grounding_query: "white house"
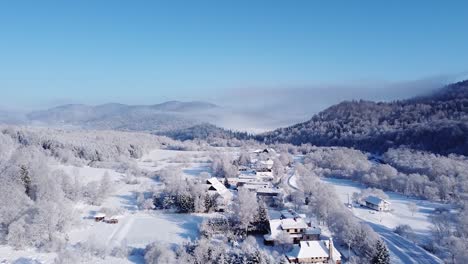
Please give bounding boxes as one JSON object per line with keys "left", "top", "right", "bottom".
{"left": 286, "top": 239, "right": 342, "bottom": 264}
{"left": 253, "top": 148, "right": 276, "bottom": 155}
{"left": 255, "top": 159, "right": 274, "bottom": 171}
{"left": 264, "top": 217, "right": 319, "bottom": 244}
{"left": 365, "top": 196, "right": 391, "bottom": 211}
{"left": 256, "top": 186, "right": 281, "bottom": 197}
{"left": 205, "top": 178, "right": 233, "bottom": 208}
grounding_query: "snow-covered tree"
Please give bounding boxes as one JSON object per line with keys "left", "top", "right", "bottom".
{"left": 407, "top": 202, "right": 418, "bottom": 216}
{"left": 276, "top": 231, "right": 292, "bottom": 253}
{"left": 371, "top": 240, "right": 390, "bottom": 264}
{"left": 233, "top": 188, "right": 258, "bottom": 234}
{"left": 144, "top": 242, "right": 175, "bottom": 264}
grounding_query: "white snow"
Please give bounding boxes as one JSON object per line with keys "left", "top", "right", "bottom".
{"left": 320, "top": 177, "right": 445, "bottom": 264}
{"left": 320, "top": 177, "right": 445, "bottom": 237}
{"left": 68, "top": 211, "right": 202, "bottom": 248}
{"left": 0, "top": 147, "right": 218, "bottom": 263}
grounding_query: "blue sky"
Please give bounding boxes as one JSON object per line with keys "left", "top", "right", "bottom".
{"left": 0, "top": 0, "right": 467, "bottom": 110}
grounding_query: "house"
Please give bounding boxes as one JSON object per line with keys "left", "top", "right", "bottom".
{"left": 303, "top": 227, "right": 321, "bottom": 241}
{"left": 94, "top": 213, "right": 106, "bottom": 222}
{"left": 256, "top": 187, "right": 281, "bottom": 197}
{"left": 286, "top": 239, "right": 341, "bottom": 264}
{"left": 255, "top": 159, "right": 274, "bottom": 171}
{"left": 281, "top": 210, "right": 306, "bottom": 220}
{"left": 236, "top": 177, "right": 269, "bottom": 188}
{"left": 205, "top": 177, "right": 233, "bottom": 209}
{"left": 242, "top": 182, "right": 271, "bottom": 190}
{"left": 256, "top": 170, "right": 274, "bottom": 181}
{"left": 105, "top": 216, "right": 119, "bottom": 224}
{"left": 253, "top": 148, "right": 276, "bottom": 155}
{"left": 264, "top": 217, "right": 319, "bottom": 244}
{"left": 365, "top": 196, "right": 391, "bottom": 211}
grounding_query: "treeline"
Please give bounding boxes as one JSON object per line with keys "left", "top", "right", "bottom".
{"left": 286, "top": 144, "right": 467, "bottom": 263}
{"left": 0, "top": 126, "right": 204, "bottom": 165}
{"left": 0, "top": 126, "right": 205, "bottom": 252}
{"left": 260, "top": 80, "right": 468, "bottom": 155}
{"left": 160, "top": 123, "right": 252, "bottom": 143}
{"left": 0, "top": 134, "right": 113, "bottom": 250}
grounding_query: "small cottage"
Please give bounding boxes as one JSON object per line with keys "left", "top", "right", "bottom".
{"left": 205, "top": 177, "right": 233, "bottom": 210}
{"left": 365, "top": 196, "right": 391, "bottom": 211}
{"left": 94, "top": 213, "right": 106, "bottom": 222}
{"left": 286, "top": 239, "right": 341, "bottom": 264}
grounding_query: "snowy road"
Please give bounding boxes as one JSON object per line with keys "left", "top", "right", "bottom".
{"left": 287, "top": 174, "right": 444, "bottom": 264}
{"left": 367, "top": 223, "right": 443, "bottom": 264}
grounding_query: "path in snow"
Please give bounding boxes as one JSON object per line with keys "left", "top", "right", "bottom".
{"left": 319, "top": 177, "right": 444, "bottom": 264}
{"left": 107, "top": 217, "right": 136, "bottom": 247}
{"left": 286, "top": 174, "right": 443, "bottom": 263}
{"left": 369, "top": 223, "right": 443, "bottom": 264}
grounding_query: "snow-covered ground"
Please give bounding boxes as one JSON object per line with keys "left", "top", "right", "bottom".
{"left": 321, "top": 177, "right": 446, "bottom": 238}
{"left": 320, "top": 177, "right": 444, "bottom": 264}
{"left": 1, "top": 148, "right": 218, "bottom": 263}
{"left": 68, "top": 211, "right": 202, "bottom": 248}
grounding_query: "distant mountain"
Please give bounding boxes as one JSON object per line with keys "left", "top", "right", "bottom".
{"left": 259, "top": 80, "right": 468, "bottom": 155}
{"left": 150, "top": 101, "right": 218, "bottom": 112}
{"left": 0, "top": 109, "right": 26, "bottom": 124}
{"left": 27, "top": 101, "right": 220, "bottom": 132}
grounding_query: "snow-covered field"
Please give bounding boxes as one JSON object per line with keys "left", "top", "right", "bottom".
{"left": 1, "top": 148, "right": 217, "bottom": 264}
{"left": 68, "top": 212, "right": 202, "bottom": 248}
{"left": 320, "top": 177, "right": 444, "bottom": 264}
{"left": 321, "top": 177, "right": 445, "bottom": 237}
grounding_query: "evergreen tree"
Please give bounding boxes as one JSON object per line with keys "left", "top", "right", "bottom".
{"left": 204, "top": 194, "right": 213, "bottom": 213}
{"left": 371, "top": 240, "right": 390, "bottom": 264}
{"left": 224, "top": 177, "right": 230, "bottom": 188}
{"left": 255, "top": 201, "right": 270, "bottom": 234}
{"left": 19, "top": 165, "right": 31, "bottom": 198}
{"left": 176, "top": 193, "right": 195, "bottom": 213}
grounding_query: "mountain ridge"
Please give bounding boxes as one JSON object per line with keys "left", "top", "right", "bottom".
{"left": 258, "top": 80, "right": 468, "bottom": 155}
{"left": 26, "top": 100, "right": 220, "bottom": 132}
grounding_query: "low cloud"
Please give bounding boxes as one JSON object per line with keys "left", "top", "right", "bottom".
{"left": 214, "top": 75, "right": 455, "bottom": 131}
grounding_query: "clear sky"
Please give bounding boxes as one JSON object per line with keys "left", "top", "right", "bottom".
{"left": 0, "top": 0, "right": 467, "bottom": 110}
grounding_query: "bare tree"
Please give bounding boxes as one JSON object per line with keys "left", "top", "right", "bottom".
{"left": 407, "top": 202, "right": 418, "bottom": 216}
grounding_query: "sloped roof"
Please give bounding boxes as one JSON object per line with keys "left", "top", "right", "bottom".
{"left": 287, "top": 240, "right": 341, "bottom": 261}
{"left": 206, "top": 177, "right": 233, "bottom": 200}
{"left": 281, "top": 218, "right": 308, "bottom": 230}
{"left": 365, "top": 195, "right": 390, "bottom": 205}
{"left": 304, "top": 227, "right": 321, "bottom": 235}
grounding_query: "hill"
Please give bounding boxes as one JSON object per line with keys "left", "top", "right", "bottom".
{"left": 159, "top": 123, "right": 251, "bottom": 141}
{"left": 26, "top": 101, "right": 219, "bottom": 132}
{"left": 259, "top": 80, "right": 468, "bottom": 155}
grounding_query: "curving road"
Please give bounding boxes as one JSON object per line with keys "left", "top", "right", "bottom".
{"left": 367, "top": 222, "right": 443, "bottom": 264}
{"left": 284, "top": 172, "right": 443, "bottom": 264}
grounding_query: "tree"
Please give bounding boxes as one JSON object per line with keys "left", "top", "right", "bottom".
{"left": 204, "top": 194, "right": 214, "bottom": 213}
{"left": 19, "top": 165, "right": 31, "bottom": 197}
{"left": 407, "top": 202, "right": 418, "bottom": 216}
{"left": 254, "top": 201, "right": 270, "bottom": 234}
{"left": 6, "top": 217, "right": 28, "bottom": 249}
{"left": 234, "top": 188, "right": 258, "bottom": 234}
{"left": 394, "top": 224, "right": 415, "bottom": 242}
{"left": 144, "top": 242, "right": 175, "bottom": 264}
{"left": 371, "top": 240, "right": 390, "bottom": 264}
{"left": 142, "top": 198, "right": 155, "bottom": 210}
{"left": 99, "top": 171, "right": 113, "bottom": 197}
{"left": 237, "top": 151, "right": 251, "bottom": 166}
{"left": 276, "top": 231, "right": 292, "bottom": 253}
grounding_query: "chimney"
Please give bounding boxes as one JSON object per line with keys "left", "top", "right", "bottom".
{"left": 329, "top": 238, "right": 334, "bottom": 262}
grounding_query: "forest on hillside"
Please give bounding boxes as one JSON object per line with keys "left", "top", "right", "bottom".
{"left": 259, "top": 80, "right": 468, "bottom": 155}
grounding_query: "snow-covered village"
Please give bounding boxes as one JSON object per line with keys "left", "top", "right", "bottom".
{"left": 1, "top": 1, "right": 468, "bottom": 264}
{"left": 0, "top": 126, "right": 464, "bottom": 264}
